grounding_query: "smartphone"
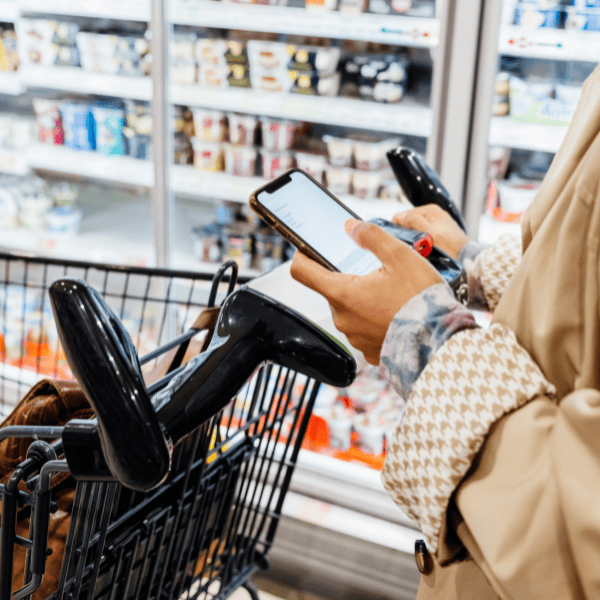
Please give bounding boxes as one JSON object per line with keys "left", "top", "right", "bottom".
{"left": 250, "top": 168, "right": 382, "bottom": 276}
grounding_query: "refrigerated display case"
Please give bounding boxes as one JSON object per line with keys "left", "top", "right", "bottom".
{"left": 463, "top": 0, "right": 599, "bottom": 245}
{"left": 0, "top": 0, "right": 483, "bottom": 597}
{"left": 0, "top": 1, "right": 166, "bottom": 266}
{"left": 161, "top": 4, "right": 448, "bottom": 598}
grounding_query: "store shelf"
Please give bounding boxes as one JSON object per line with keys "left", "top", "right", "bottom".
{"left": 499, "top": 25, "right": 600, "bottom": 62}
{"left": 0, "top": 223, "right": 155, "bottom": 266}
{"left": 14, "top": 67, "right": 430, "bottom": 137}
{"left": 478, "top": 212, "right": 521, "bottom": 246}
{"left": 489, "top": 116, "right": 568, "bottom": 153}
{"left": 19, "top": 0, "right": 150, "bottom": 20}
{"left": 27, "top": 143, "right": 154, "bottom": 186}
{"left": 0, "top": 148, "right": 29, "bottom": 175}
{"left": 172, "top": 165, "right": 263, "bottom": 203}
{"left": 0, "top": 1, "right": 18, "bottom": 21}
{"left": 173, "top": 166, "right": 406, "bottom": 219}
{"left": 172, "top": 0, "right": 439, "bottom": 48}
{"left": 0, "top": 72, "right": 23, "bottom": 95}
{"left": 19, "top": 66, "right": 152, "bottom": 100}
{"left": 0, "top": 203, "right": 260, "bottom": 277}
{"left": 173, "top": 86, "right": 432, "bottom": 137}
{"left": 22, "top": 145, "right": 407, "bottom": 219}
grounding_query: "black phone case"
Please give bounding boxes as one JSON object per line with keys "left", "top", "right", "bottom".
{"left": 369, "top": 218, "right": 468, "bottom": 305}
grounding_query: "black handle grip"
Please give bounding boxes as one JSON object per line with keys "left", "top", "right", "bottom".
{"left": 153, "top": 287, "right": 357, "bottom": 442}
{"left": 51, "top": 279, "right": 356, "bottom": 492}
{"left": 49, "top": 279, "right": 172, "bottom": 492}
{"left": 387, "top": 147, "right": 467, "bottom": 232}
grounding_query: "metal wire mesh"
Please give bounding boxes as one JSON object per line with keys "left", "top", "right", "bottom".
{"left": 0, "top": 252, "right": 237, "bottom": 415}
{"left": 0, "top": 251, "right": 320, "bottom": 600}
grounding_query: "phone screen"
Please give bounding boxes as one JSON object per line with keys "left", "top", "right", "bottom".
{"left": 257, "top": 170, "right": 382, "bottom": 275}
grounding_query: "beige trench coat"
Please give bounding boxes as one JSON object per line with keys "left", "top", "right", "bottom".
{"left": 415, "top": 62, "right": 600, "bottom": 599}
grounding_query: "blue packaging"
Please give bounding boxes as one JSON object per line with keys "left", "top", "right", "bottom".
{"left": 91, "top": 103, "right": 125, "bottom": 156}
{"left": 514, "top": 5, "right": 564, "bottom": 27}
{"left": 585, "top": 10, "right": 600, "bottom": 28}
{"left": 60, "top": 102, "right": 95, "bottom": 151}
{"left": 124, "top": 134, "right": 152, "bottom": 159}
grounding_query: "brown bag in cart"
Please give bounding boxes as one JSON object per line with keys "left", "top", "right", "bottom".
{"left": 0, "top": 379, "right": 92, "bottom": 600}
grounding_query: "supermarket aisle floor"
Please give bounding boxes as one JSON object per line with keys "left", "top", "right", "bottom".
{"left": 228, "top": 580, "right": 328, "bottom": 600}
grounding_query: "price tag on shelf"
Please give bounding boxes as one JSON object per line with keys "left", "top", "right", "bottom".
{"left": 36, "top": 237, "right": 57, "bottom": 255}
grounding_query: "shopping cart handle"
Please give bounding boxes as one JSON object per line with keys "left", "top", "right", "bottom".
{"left": 386, "top": 146, "right": 467, "bottom": 232}
{"left": 49, "top": 279, "right": 171, "bottom": 492}
{"left": 50, "top": 280, "right": 356, "bottom": 492}
{"left": 152, "top": 286, "right": 357, "bottom": 442}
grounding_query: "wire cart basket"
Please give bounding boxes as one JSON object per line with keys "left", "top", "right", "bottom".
{"left": 0, "top": 250, "right": 336, "bottom": 600}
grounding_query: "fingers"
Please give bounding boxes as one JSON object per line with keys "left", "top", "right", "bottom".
{"left": 392, "top": 205, "right": 445, "bottom": 231}
{"left": 345, "top": 219, "right": 407, "bottom": 265}
{"left": 290, "top": 251, "right": 347, "bottom": 305}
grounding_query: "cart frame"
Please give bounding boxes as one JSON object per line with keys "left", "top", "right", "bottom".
{"left": 0, "top": 250, "right": 321, "bottom": 600}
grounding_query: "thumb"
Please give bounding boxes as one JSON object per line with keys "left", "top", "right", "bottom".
{"left": 345, "top": 219, "right": 408, "bottom": 265}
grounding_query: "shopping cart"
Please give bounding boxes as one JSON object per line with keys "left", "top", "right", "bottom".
{"left": 0, "top": 250, "right": 355, "bottom": 600}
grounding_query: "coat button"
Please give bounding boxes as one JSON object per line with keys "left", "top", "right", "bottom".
{"left": 415, "top": 539, "right": 433, "bottom": 575}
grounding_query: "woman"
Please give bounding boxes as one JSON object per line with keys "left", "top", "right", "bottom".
{"left": 290, "top": 63, "right": 600, "bottom": 599}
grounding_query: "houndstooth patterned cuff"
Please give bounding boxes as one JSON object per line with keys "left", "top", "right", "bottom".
{"left": 381, "top": 324, "right": 555, "bottom": 554}
{"left": 478, "top": 234, "right": 522, "bottom": 311}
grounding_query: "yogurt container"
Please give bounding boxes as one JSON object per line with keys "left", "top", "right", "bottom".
{"left": 497, "top": 178, "right": 540, "bottom": 214}
{"left": 323, "top": 134, "right": 353, "bottom": 167}
{"left": 294, "top": 151, "right": 328, "bottom": 183}
{"left": 260, "top": 149, "right": 294, "bottom": 179}
{"left": 260, "top": 118, "right": 298, "bottom": 151}
{"left": 351, "top": 169, "right": 386, "bottom": 200}
{"left": 227, "top": 113, "right": 258, "bottom": 146}
{"left": 192, "top": 223, "right": 223, "bottom": 263}
{"left": 221, "top": 225, "right": 252, "bottom": 270}
{"left": 223, "top": 144, "right": 258, "bottom": 177}
{"left": 33, "top": 98, "right": 64, "bottom": 145}
{"left": 191, "top": 108, "right": 227, "bottom": 142}
{"left": 253, "top": 229, "right": 284, "bottom": 272}
{"left": 191, "top": 138, "right": 223, "bottom": 171}
{"left": 60, "top": 102, "right": 95, "bottom": 151}
{"left": 324, "top": 166, "right": 352, "bottom": 196}
{"left": 46, "top": 206, "right": 83, "bottom": 235}
{"left": 350, "top": 136, "right": 401, "bottom": 171}
{"left": 92, "top": 103, "right": 125, "bottom": 156}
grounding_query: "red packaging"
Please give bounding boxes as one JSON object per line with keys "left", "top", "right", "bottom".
{"left": 33, "top": 98, "right": 64, "bottom": 145}
{"left": 260, "top": 149, "right": 293, "bottom": 179}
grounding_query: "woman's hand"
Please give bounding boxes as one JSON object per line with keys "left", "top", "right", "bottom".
{"left": 290, "top": 219, "right": 443, "bottom": 365}
{"left": 393, "top": 204, "right": 470, "bottom": 259}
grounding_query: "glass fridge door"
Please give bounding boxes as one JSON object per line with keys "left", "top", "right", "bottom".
{"left": 464, "top": 0, "right": 598, "bottom": 245}
{"left": 0, "top": 0, "right": 162, "bottom": 267}
{"left": 162, "top": 0, "right": 450, "bottom": 277}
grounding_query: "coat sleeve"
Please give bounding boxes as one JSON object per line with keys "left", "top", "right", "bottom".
{"left": 450, "top": 388, "right": 600, "bottom": 600}
{"left": 381, "top": 324, "right": 556, "bottom": 557}
{"left": 459, "top": 235, "right": 522, "bottom": 312}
